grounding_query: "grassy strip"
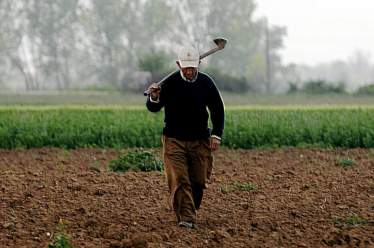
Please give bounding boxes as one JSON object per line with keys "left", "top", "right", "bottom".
{"left": 0, "top": 106, "right": 374, "bottom": 149}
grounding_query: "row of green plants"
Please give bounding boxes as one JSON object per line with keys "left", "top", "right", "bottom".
{"left": 1, "top": 106, "right": 374, "bottom": 149}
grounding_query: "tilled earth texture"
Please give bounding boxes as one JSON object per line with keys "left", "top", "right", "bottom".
{"left": 0, "top": 148, "right": 373, "bottom": 248}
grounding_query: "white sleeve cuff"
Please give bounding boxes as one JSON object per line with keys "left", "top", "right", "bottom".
{"left": 149, "top": 95, "right": 160, "bottom": 103}
{"left": 211, "top": 135, "right": 221, "bottom": 141}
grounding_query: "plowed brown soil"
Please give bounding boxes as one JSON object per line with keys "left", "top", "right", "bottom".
{"left": 1, "top": 148, "right": 373, "bottom": 248}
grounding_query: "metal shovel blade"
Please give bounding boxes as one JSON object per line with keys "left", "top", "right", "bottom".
{"left": 213, "top": 38, "right": 227, "bottom": 50}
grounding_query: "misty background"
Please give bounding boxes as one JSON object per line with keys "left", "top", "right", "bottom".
{"left": 1, "top": 0, "right": 374, "bottom": 95}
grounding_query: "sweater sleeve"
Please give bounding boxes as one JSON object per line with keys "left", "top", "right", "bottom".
{"left": 146, "top": 95, "right": 164, "bottom": 112}
{"left": 207, "top": 80, "right": 225, "bottom": 138}
{"left": 145, "top": 72, "right": 177, "bottom": 112}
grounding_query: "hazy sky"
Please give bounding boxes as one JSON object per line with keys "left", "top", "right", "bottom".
{"left": 256, "top": 0, "right": 374, "bottom": 65}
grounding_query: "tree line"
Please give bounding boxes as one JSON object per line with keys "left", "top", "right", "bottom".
{"left": 0, "top": 0, "right": 286, "bottom": 92}
{"left": 284, "top": 51, "right": 374, "bottom": 94}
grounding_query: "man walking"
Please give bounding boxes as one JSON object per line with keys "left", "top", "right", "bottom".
{"left": 146, "top": 46, "right": 225, "bottom": 228}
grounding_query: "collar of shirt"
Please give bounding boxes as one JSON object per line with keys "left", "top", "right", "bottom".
{"left": 180, "top": 71, "right": 197, "bottom": 83}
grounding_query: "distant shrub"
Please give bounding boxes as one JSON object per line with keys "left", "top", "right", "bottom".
{"left": 287, "top": 82, "right": 299, "bottom": 94}
{"left": 138, "top": 50, "right": 172, "bottom": 82}
{"left": 355, "top": 84, "right": 374, "bottom": 95}
{"left": 204, "top": 67, "right": 250, "bottom": 93}
{"left": 109, "top": 149, "right": 163, "bottom": 172}
{"left": 301, "top": 80, "right": 346, "bottom": 94}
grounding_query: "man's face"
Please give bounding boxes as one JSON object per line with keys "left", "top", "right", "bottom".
{"left": 176, "top": 61, "right": 198, "bottom": 81}
{"left": 181, "top": 67, "right": 198, "bottom": 81}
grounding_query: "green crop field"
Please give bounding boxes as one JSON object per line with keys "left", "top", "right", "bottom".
{"left": 1, "top": 105, "right": 374, "bottom": 149}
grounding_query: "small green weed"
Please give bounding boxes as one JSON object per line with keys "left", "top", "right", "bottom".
{"left": 89, "top": 160, "right": 101, "bottom": 172}
{"left": 232, "top": 181, "right": 257, "bottom": 191}
{"left": 48, "top": 219, "right": 74, "bottom": 248}
{"left": 109, "top": 149, "right": 163, "bottom": 172}
{"left": 368, "top": 149, "right": 374, "bottom": 157}
{"left": 48, "top": 234, "right": 73, "bottom": 248}
{"left": 332, "top": 217, "right": 342, "bottom": 225}
{"left": 346, "top": 215, "right": 369, "bottom": 226}
{"left": 220, "top": 181, "right": 256, "bottom": 194}
{"left": 219, "top": 184, "right": 231, "bottom": 194}
{"left": 337, "top": 158, "right": 355, "bottom": 168}
{"left": 58, "top": 149, "right": 71, "bottom": 159}
{"left": 333, "top": 215, "right": 369, "bottom": 227}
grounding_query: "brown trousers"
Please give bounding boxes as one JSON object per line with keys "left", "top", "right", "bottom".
{"left": 162, "top": 135, "right": 213, "bottom": 223}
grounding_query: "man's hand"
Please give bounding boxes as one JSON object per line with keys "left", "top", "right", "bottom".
{"left": 209, "top": 136, "right": 221, "bottom": 151}
{"left": 148, "top": 83, "right": 161, "bottom": 101}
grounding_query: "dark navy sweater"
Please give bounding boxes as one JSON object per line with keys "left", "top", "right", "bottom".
{"left": 146, "top": 71, "right": 224, "bottom": 141}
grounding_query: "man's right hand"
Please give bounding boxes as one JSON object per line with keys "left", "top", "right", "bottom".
{"left": 148, "top": 83, "right": 161, "bottom": 101}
